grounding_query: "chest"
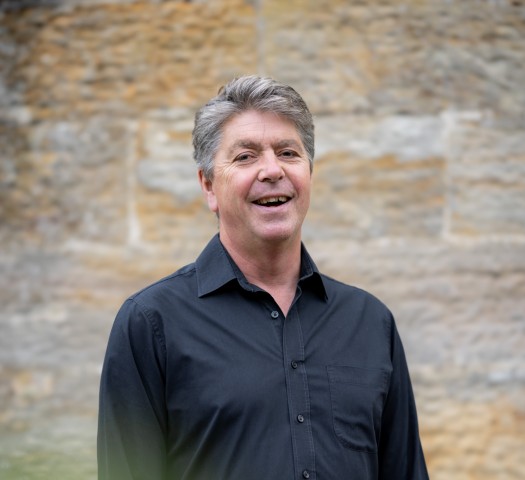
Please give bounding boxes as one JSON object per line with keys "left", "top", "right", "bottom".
{"left": 162, "top": 290, "right": 390, "bottom": 420}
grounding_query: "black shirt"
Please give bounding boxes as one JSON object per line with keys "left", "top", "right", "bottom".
{"left": 98, "top": 234, "right": 428, "bottom": 480}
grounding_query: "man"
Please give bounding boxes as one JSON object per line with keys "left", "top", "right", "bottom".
{"left": 98, "top": 75, "right": 429, "bottom": 479}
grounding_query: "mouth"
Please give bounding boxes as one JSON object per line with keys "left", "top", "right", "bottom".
{"left": 253, "top": 196, "right": 291, "bottom": 207}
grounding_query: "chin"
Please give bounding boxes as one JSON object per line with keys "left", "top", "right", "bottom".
{"left": 256, "top": 228, "right": 300, "bottom": 244}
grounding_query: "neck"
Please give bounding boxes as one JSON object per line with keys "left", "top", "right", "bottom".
{"left": 220, "top": 232, "right": 302, "bottom": 315}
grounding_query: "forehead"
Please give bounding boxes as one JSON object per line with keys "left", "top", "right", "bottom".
{"left": 220, "top": 110, "right": 302, "bottom": 146}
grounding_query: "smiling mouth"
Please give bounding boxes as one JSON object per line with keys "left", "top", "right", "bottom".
{"left": 253, "top": 196, "right": 290, "bottom": 207}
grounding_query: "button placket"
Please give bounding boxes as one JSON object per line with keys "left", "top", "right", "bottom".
{"left": 282, "top": 305, "right": 315, "bottom": 480}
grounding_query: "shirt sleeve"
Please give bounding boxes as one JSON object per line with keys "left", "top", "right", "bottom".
{"left": 97, "top": 298, "right": 168, "bottom": 480}
{"left": 378, "top": 315, "right": 429, "bottom": 480}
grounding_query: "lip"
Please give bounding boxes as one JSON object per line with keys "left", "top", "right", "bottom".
{"left": 252, "top": 195, "right": 292, "bottom": 207}
{"left": 251, "top": 199, "right": 293, "bottom": 217}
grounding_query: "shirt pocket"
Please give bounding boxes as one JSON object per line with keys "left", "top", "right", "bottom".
{"left": 327, "top": 365, "right": 391, "bottom": 453}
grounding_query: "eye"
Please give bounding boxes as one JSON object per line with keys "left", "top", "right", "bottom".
{"left": 234, "top": 152, "right": 255, "bottom": 162}
{"left": 279, "top": 149, "right": 298, "bottom": 159}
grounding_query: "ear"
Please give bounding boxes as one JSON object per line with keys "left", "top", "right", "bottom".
{"left": 198, "top": 170, "right": 218, "bottom": 213}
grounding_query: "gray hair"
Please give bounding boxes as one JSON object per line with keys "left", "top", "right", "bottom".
{"left": 192, "top": 75, "right": 315, "bottom": 180}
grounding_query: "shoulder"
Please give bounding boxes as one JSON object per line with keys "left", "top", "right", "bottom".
{"left": 321, "top": 273, "right": 388, "bottom": 305}
{"left": 320, "top": 273, "right": 394, "bottom": 321}
{"left": 111, "top": 263, "right": 197, "bottom": 341}
{"left": 318, "top": 274, "right": 400, "bottom": 356}
{"left": 127, "top": 262, "right": 197, "bottom": 309}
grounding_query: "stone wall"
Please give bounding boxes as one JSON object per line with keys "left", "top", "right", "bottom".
{"left": 1, "top": 1, "right": 524, "bottom": 478}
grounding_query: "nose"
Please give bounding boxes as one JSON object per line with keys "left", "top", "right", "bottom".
{"left": 257, "top": 152, "right": 285, "bottom": 182}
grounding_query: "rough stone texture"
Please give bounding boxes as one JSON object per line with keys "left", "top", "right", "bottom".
{"left": 1, "top": 1, "right": 524, "bottom": 479}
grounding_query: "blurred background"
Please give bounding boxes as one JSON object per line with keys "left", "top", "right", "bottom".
{"left": 1, "top": 0, "right": 524, "bottom": 479}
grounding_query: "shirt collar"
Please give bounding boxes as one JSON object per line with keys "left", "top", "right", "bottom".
{"left": 195, "top": 234, "right": 328, "bottom": 301}
{"left": 195, "top": 234, "right": 238, "bottom": 297}
{"left": 298, "top": 244, "right": 328, "bottom": 301}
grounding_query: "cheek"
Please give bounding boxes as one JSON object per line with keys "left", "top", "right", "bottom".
{"left": 297, "top": 174, "right": 312, "bottom": 212}
{"left": 293, "top": 168, "right": 312, "bottom": 196}
{"left": 210, "top": 175, "right": 245, "bottom": 214}
{"left": 225, "top": 170, "right": 253, "bottom": 199}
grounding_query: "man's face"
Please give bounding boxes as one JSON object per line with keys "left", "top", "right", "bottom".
{"left": 199, "top": 109, "right": 312, "bottom": 250}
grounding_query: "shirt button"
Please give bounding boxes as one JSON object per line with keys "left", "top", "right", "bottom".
{"left": 270, "top": 311, "right": 279, "bottom": 319}
{"left": 297, "top": 414, "right": 304, "bottom": 423}
{"left": 302, "top": 470, "right": 310, "bottom": 479}
{"left": 291, "top": 360, "right": 298, "bottom": 369}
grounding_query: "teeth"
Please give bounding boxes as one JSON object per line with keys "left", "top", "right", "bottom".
{"left": 257, "top": 196, "right": 288, "bottom": 205}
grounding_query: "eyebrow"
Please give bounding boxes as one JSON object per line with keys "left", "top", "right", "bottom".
{"left": 228, "top": 140, "right": 260, "bottom": 155}
{"left": 274, "top": 139, "right": 304, "bottom": 151}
